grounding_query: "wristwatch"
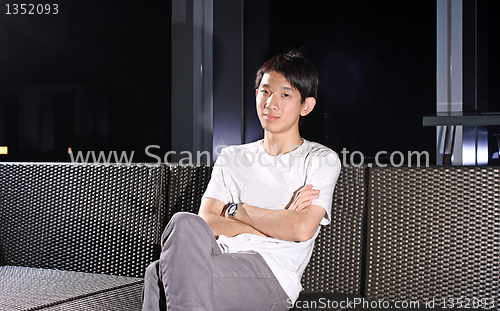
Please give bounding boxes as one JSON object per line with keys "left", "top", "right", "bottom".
{"left": 226, "top": 203, "right": 239, "bottom": 217}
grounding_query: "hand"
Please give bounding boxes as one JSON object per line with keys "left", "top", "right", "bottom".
{"left": 285, "top": 184, "right": 320, "bottom": 211}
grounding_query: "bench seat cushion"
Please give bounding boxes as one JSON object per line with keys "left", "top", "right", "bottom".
{"left": 0, "top": 266, "right": 143, "bottom": 311}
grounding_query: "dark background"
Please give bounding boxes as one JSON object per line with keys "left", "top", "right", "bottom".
{"left": 265, "top": 0, "right": 437, "bottom": 163}
{"left": 0, "top": 0, "right": 171, "bottom": 161}
{"left": 0, "top": 0, "right": 499, "bottom": 164}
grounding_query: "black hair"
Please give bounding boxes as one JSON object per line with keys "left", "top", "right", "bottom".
{"left": 255, "top": 50, "right": 319, "bottom": 103}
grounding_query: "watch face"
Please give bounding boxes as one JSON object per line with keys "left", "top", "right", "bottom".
{"left": 228, "top": 204, "right": 237, "bottom": 215}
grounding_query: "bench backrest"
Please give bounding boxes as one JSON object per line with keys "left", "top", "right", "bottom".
{"left": 366, "top": 166, "right": 500, "bottom": 304}
{"left": 301, "top": 165, "right": 367, "bottom": 295}
{"left": 0, "top": 163, "right": 167, "bottom": 278}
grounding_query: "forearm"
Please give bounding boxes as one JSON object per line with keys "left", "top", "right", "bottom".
{"left": 198, "top": 198, "right": 266, "bottom": 238}
{"left": 201, "top": 211, "right": 266, "bottom": 238}
{"left": 232, "top": 203, "right": 319, "bottom": 242}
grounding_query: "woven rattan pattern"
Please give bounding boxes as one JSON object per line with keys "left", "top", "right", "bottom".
{"left": 165, "top": 164, "right": 213, "bottom": 224}
{"left": 301, "top": 165, "right": 367, "bottom": 295}
{"left": 0, "top": 163, "right": 167, "bottom": 277}
{"left": 0, "top": 266, "right": 143, "bottom": 311}
{"left": 41, "top": 282, "right": 143, "bottom": 311}
{"left": 366, "top": 166, "right": 500, "bottom": 308}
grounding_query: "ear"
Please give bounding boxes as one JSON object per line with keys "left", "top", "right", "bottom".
{"left": 300, "top": 97, "right": 316, "bottom": 116}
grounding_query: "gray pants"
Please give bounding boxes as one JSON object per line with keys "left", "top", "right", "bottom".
{"left": 142, "top": 212, "right": 290, "bottom": 311}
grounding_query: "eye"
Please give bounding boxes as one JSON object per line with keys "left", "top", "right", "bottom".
{"left": 283, "top": 93, "right": 290, "bottom": 98}
{"left": 260, "top": 89, "right": 270, "bottom": 95}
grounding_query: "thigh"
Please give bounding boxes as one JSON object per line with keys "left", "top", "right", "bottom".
{"left": 212, "top": 252, "right": 290, "bottom": 311}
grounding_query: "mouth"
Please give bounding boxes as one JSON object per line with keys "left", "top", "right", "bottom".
{"left": 263, "top": 114, "right": 279, "bottom": 121}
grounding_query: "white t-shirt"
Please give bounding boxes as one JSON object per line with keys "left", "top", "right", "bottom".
{"left": 202, "top": 139, "right": 341, "bottom": 302}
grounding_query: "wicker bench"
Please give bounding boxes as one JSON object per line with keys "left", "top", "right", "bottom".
{"left": 0, "top": 163, "right": 167, "bottom": 311}
{"left": 1, "top": 162, "right": 498, "bottom": 310}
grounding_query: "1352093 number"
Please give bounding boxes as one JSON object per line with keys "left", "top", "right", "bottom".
{"left": 5, "top": 4, "right": 59, "bottom": 15}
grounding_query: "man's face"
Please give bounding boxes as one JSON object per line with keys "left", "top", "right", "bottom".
{"left": 256, "top": 71, "right": 307, "bottom": 136}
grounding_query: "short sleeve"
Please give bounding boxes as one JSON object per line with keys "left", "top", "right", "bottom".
{"left": 306, "top": 151, "right": 341, "bottom": 226}
{"left": 201, "top": 148, "right": 232, "bottom": 204}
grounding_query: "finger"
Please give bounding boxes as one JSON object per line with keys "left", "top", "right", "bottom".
{"left": 300, "top": 189, "right": 320, "bottom": 197}
{"left": 293, "top": 192, "right": 320, "bottom": 210}
{"left": 299, "top": 184, "right": 313, "bottom": 192}
{"left": 297, "top": 188, "right": 320, "bottom": 198}
{"left": 290, "top": 185, "right": 319, "bottom": 210}
{"left": 295, "top": 184, "right": 312, "bottom": 195}
{"left": 294, "top": 199, "right": 313, "bottom": 211}
{"left": 295, "top": 190, "right": 319, "bottom": 203}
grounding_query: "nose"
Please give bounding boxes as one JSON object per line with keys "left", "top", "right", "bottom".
{"left": 265, "top": 94, "right": 278, "bottom": 110}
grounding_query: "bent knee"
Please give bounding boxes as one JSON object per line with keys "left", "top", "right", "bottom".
{"left": 162, "top": 212, "right": 206, "bottom": 242}
{"left": 170, "top": 211, "right": 200, "bottom": 222}
{"left": 169, "top": 212, "right": 204, "bottom": 228}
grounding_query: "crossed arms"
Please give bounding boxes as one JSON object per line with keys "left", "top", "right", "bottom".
{"left": 198, "top": 184, "right": 326, "bottom": 242}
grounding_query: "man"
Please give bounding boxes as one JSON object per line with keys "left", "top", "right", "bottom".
{"left": 143, "top": 51, "right": 341, "bottom": 311}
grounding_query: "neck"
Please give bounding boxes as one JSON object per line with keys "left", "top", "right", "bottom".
{"left": 262, "top": 131, "right": 303, "bottom": 156}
